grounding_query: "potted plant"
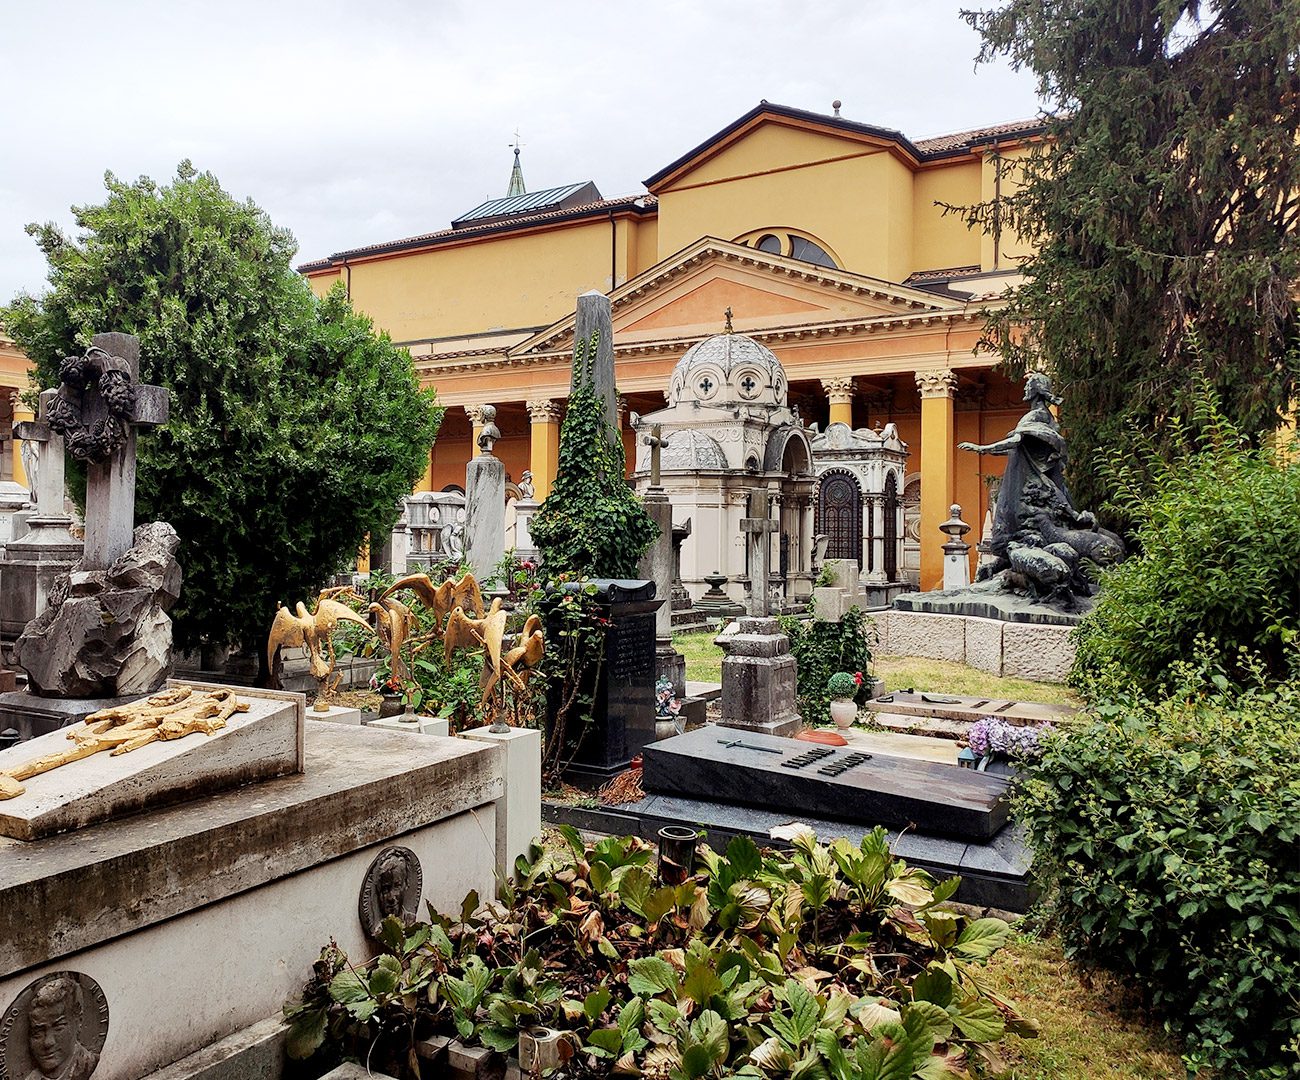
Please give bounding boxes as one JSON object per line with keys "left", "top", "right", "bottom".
{"left": 826, "top": 671, "right": 860, "bottom": 728}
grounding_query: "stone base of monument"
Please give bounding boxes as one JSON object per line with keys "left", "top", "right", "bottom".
{"left": 0, "top": 682, "right": 304, "bottom": 841}
{"left": 892, "top": 588, "right": 1087, "bottom": 626}
{"left": 715, "top": 617, "right": 801, "bottom": 738}
{"left": 368, "top": 712, "right": 451, "bottom": 736}
{"left": 0, "top": 689, "right": 141, "bottom": 743}
{"left": 308, "top": 703, "right": 364, "bottom": 725}
{"left": 874, "top": 608, "right": 1077, "bottom": 683}
{"left": 0, "top": 712, "right": 504, "bottom": 1079}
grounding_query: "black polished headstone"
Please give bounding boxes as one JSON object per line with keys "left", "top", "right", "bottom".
{"left": 553, "top": 579, "right": 662, "bottom": 787}
{"left": 642, "top": 726, "right": 1009, "bottom": 841}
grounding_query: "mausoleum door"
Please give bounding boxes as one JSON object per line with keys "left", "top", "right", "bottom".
{"left": 817, "top": 470, "right": 863, "bottom": 568}
{"left": 883, "top": 472, "right": 899, "bottom": 581}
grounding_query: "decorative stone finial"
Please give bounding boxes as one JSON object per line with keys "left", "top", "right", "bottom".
{"left": 723, "top": 307, "right": 734, "bottom": 334}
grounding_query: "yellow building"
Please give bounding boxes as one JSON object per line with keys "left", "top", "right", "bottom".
{"left": 1, "top": 330, "right": 34, "bottom": 490}
{"left": 302, "top": 102, "right": 1043, "bottom": 589}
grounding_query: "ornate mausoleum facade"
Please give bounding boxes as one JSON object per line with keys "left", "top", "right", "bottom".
{"left": 305, "top": 103, "right": 1044, "bottom": 588}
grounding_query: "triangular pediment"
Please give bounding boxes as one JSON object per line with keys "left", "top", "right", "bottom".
{"left": 512, "top": 237, "right": 957, "bottom": 358}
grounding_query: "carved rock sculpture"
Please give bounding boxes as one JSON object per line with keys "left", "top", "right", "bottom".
{"left": 16, "top": 521, "right": 184, "bottom": 698}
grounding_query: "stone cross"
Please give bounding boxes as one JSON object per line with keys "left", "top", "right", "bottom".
{"left": 642, "top": 423, "right": 670, "bottom": 488}
{"left": 740, "top": 490, "right": 779, "bottom": 616}
{"left": 13, "top": 390, "right": 70, "bottom": 526}
{"left": 78, "top": 333, "right": 169, "bottom": 569}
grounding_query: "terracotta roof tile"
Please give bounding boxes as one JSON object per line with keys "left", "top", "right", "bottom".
{"left": 913, "top": 119, "right": 1046, "bottom": 155}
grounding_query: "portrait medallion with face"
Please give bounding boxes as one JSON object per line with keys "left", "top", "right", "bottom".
{"left": 0, "top": 972, "right": 108, "bottom": 1080}
{"left": 358, "top": 845, "right": 423, "bottom": 939}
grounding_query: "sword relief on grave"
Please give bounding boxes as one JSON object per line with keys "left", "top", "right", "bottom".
{"left": 0, "top": 971, "right": 109, "bottom": 1080}
{"left": 0, "top": 686, "right": 248, "bottom": 800}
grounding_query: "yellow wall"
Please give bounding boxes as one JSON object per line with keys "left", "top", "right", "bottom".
{"left": 980, "top": 145, "right": 1035, "bottom": 272}
{"left": 655, "top": 136, "right": 919, "bottom": 283}
{"left": 310, "top": 219, "right": 622, "bottom": 342}
{"left": 913, "top": 164, "right": 982, "bottom": 271}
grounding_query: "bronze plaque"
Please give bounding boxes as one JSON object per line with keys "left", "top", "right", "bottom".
{"left": 0, "top": 971, "right": 108, "bottom": 1080}
{"left": 358, "top": 845, "right": 423, "bottom": 939}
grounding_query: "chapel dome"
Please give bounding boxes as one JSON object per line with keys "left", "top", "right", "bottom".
{"left": 660, "top": 429, "right": 728, "bottom": 471}
{"left": 668, "top": 332, "right": 788, "bottom": 408}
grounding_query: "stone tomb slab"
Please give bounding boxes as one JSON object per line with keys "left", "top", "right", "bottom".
{"left": 0, "top": 682, "right": 303, "bottom": 841}
{"left": 641, "top": 725, "right": 1008, "bottom": 841}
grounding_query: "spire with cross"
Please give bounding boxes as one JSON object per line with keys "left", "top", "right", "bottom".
{"left": 506, "top": 130, "right": 526, "bottom": 197}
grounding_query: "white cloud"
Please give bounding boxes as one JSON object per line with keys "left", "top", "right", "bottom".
{"left": 0, "top": 0, "right": 1041, "bottom": 301}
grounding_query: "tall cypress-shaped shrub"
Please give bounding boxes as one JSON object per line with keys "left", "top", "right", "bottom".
{"left": 529, "top": 328, "right": 657, "bottom": 577}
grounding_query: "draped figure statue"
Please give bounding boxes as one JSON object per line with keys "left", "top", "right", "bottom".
{"left": 957, "top": 372, "right": 1124, "bottom": 610}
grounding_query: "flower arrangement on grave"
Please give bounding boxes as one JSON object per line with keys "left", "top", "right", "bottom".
{"left": 654, "top": 676, "right": 682, "bottom": 720}
{"left": 967, "top": 716, "right": 1054, "bottom": 767}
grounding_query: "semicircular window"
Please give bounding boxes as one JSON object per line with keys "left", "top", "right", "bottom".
{"left": 736, "top": 230, "right": 838, "bottom": 269}
{"left": 788, "top": 236, "right": 836, "bottom": 268}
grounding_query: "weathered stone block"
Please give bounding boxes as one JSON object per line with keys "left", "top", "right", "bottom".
{"left": 1002, "top": 622, "right": 1075, "bottom": 682}
{"left": 811, "top": 587, "right": 845, "bottom": 622}
{"left": 15, "top": 521, "right": 181, "bottom": 697}
{"left": 963, "top": 617, "right": 1004, "bottom": 677}
{"left": 883, "top": 611, "right": 967, "bottom": 662}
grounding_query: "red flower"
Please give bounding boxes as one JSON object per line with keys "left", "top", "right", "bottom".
{"left": 852, "top": 671, "right": 864, "bottom": 686}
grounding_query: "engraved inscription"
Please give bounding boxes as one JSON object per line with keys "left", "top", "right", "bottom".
{"left": 609, "top": 614, "right": 655, "bottom": 680}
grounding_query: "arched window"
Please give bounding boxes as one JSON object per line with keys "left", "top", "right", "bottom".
{"left": 735, "top": 229, "right": 840, "bottom": 269}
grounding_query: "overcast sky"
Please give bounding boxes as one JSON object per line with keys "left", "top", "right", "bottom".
{"left": 0, "top": 1, "right": 1043, "bottom": 303}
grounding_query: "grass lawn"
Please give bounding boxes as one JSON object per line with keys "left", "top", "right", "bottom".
{"left": 673, "top": 630, "right": 1079, "bottom": 706}
{"left": 982, "top": 933, "right": 1189, "bottom": 1078}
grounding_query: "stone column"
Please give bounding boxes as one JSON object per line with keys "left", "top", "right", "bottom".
{"left": 526, "top": 399, "right": 562, "bottom": 501}
{"left": 916, "top": 369, "right": 957, "bottom": 592}
{"left": 9, "top": 391, "right": 32, "bottom": 491}
{"left": 573, "top": 291, "right": 619, "bottom": 443}
{"left": 465, "top": 405, "right": 487, "bottom": 460}
{"left": 821, "top": 376, "right": 855, "bottom": 428}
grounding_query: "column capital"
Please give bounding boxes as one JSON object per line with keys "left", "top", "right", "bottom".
{"left": 464, "top": 404, "right": 489, "bottom": 425}
{"left": 525, "top": 398, "right": 562, "bottom": 423}
{"left": 915, "top": 369, "right": 958, "bottom": 399}
{"left": 820, "top": 376, "right": 856, "bottom": 404}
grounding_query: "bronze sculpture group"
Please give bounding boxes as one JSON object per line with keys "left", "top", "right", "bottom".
{"left": 958, "top": 372, "right": 1124, "bottom": 609}
{"left": 267, "top": 570, "right": 544, "bottom": 728}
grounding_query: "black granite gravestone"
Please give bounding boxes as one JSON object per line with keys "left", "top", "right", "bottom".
{"left": 642, "top": 726, "right": 1009, "bottom": 840}
{"left": 554, "top": 579, "right": 662, "bottom": 787}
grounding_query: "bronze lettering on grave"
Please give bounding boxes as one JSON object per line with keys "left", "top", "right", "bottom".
{"left": 0, "top": 972, "right": 108, "bottom": 1080}
{"left": 358, "top": 846, "right": 424, "bottom": 940}
{"left": 609, "top": 614, "right": 655, "bottom": 680}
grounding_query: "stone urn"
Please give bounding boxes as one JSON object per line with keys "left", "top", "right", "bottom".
{"left": 377, "top": 693, "right": 404, "bottom": 719}
{"left": 829, "top": 699, "right": 858, "bottom": 729}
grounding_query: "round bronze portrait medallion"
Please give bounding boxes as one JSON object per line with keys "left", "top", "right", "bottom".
{"left": 358, "top": 845, "right": 423, "bottom": 939}
{"left": 0, "top": 971, "right": 108, "bottom": 1080}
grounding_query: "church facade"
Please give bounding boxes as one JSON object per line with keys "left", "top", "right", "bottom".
{"left": 300, "top": 101, "right": 1043, "bottom": 589}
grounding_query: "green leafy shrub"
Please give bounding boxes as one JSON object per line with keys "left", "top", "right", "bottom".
{"left": 826, "top": 672, "right": 858, "bottom": 699}
{"left": 1070, "top": 397, "right": 1300, "bottom": 697}
{"left": 530, "top": 328, "right": 657, "bottom": 578}
{"left": 1014, "top": 663, "right": 1300, "bottom": 1077}
{"left": 779, "top": 609, "right": 874, "bottom": 726}
{"left": 287, "top": 828, "right": 1032, "bottom": 1078}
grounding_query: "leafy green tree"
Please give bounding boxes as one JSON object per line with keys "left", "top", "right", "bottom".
{"left": 5, "top": 163, "right": 441, "bottom": 672}
{"left": 529, "top": 327, "right": 657, "bottom": 577}
{"left": 1071, "top": 392, "right": 1300, "bottom": 694}
{"left": 957, "top": 1, "right": 1300, "bottom": 511}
